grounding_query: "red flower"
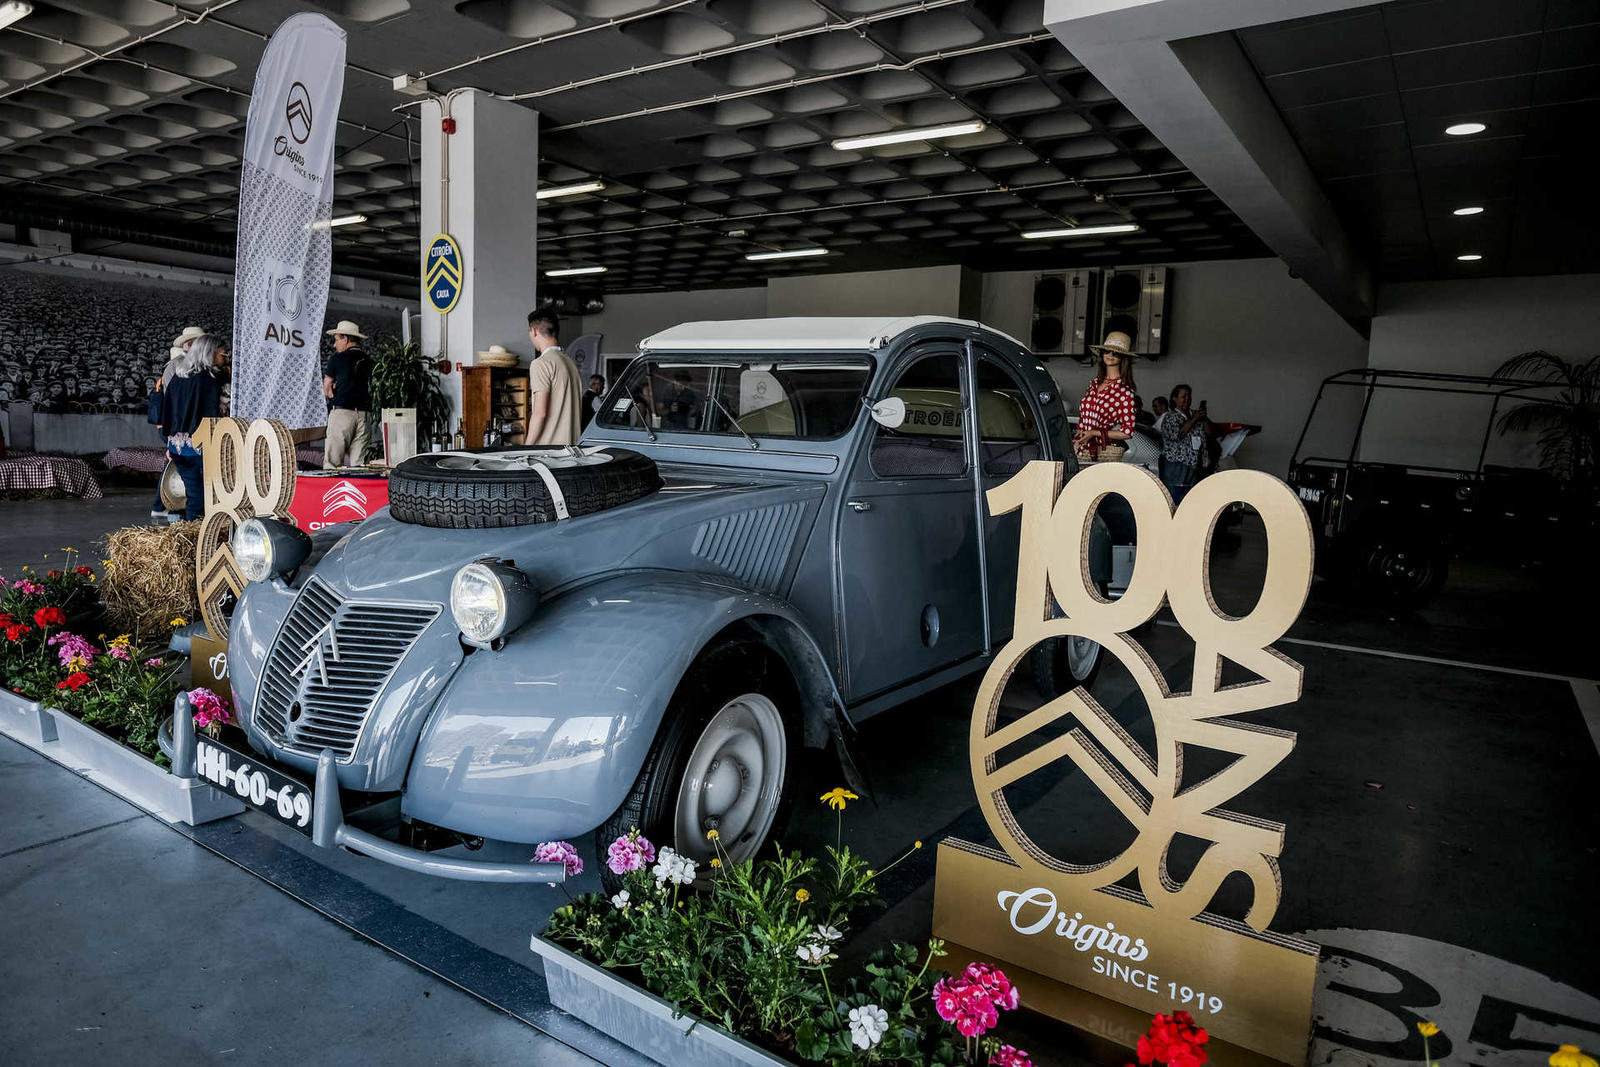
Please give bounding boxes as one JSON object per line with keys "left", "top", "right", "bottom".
{"left": 33, "top": 606, "right": 66, "bottom": 627}
{"left": 1132, "top": 1011, "right": 1209, "bottom": 1067}
{"left": 74, "top": 565, "right": 93, "bottom": 577}
{"left": 0, "top": 612, "right": 12, "bottom": 626}
{"left": 46, "top": 569, "right": 63, "bottom": 579}
{"left": 56, "top": 672, "right": 92, "bottom": 690}
{"left": 4, "top": 623, "right": 30, "bottom": 642}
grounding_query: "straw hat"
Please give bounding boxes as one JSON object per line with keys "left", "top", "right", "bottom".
{"left": 476, "top": 344, "right": 519, "bottom": 367}
{"left": 170, "top": 325, "right": 206, "bottom": 349}
{"left": 325, "top": 319, "right": 367, "bottom": 339}
{"left": 1089, "top": 330, "right": 1135, "bottom": 357}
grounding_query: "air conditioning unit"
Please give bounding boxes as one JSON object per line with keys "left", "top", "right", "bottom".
{"left": 1029, "top": 269, "right": 1098, "bottom": 358}
{"left": 1096, "top": 265, "right": 1169, "bottom": 358}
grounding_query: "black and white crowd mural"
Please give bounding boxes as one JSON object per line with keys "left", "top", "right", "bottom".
{"left": 0, "top": 263, "right": 402, "bottom": 414}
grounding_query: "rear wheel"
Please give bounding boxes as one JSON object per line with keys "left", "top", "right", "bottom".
{"left": 597, "top": 642, "right": 798, "bottom": 889}
{"left": 1355, "top": 530, "right": 1448, "bottom": 606}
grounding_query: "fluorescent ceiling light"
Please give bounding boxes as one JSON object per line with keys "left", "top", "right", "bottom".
{"left": 0, "top": 2, "right": 33, "bottom": 31}
{"left": 1445, "top": 122, "right": 1487, "bottom": 136}
{"left": 1457, "top": 253, "right": 1483, "bottom": 261}
{"left": 1022, "top": 223, "right": 1139, "bottom": 239}
{"left": 746, "top": 248, "right": 829, "bottom": 261}
{"left": 1453, "top": 206, "right": 1485, "bottom": 216}
{"left": 831, "top": 120, "right": 986, "bottom": 151}
{"left": 546, "top": 265, "right": 607, "bottom": 277}
{"left": 536, "top": 180, "right": 604, "bottom": 200}
{"left": 309, "top": 214, "right": 367, "bottom": 229}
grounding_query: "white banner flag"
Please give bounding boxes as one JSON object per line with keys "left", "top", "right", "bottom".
{"left": 232, "top": 13, "right": 347, "bottom": 429}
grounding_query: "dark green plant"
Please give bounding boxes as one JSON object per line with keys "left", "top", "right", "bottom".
{"left": 1492, "top": 350, "right": 1600, "bottom": 483}
{"left": 362, "top": 339, "right": 450, "bottom": 461}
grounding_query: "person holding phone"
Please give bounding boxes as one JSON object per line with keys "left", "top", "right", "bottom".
{"left": 1156, "top": 383, "right": 1208, "bottom": 503}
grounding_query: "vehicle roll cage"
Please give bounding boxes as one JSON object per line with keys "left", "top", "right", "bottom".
{"left": 1289, "top": 367, "right": 1564, "bottom": 477}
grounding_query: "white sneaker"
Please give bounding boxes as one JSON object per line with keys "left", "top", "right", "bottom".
{"left": 150, "top": 509, "right": 167, "bottom": 518}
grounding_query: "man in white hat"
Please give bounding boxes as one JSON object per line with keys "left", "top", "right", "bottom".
{"left": 323, "top": 320, "right": 371, "bottom": 468}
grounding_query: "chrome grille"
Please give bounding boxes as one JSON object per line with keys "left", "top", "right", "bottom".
{"left": 254, "top": 578, "right": 440, "bottom": 760}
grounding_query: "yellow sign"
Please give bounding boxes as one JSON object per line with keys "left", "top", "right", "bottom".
{"left": 933, "top": 461, "right": 1319, "bottom": 1064}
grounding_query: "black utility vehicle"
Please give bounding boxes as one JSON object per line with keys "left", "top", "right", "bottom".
{"left": 1287, "top": 368, "right": 1596, "bottom": 604}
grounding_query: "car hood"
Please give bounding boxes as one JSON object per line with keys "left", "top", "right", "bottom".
{"left": 302, "top": 464, "right": 827, "bottom": 606}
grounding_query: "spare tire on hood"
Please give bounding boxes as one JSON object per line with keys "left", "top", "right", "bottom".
{"left": 388, "top": 446, "right": 662, "bottom": 529}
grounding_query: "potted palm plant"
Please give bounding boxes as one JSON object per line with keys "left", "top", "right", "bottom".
{"left": 1492, "top": 350, "right": 1600, "bottom": 483}
{"left": 362, "top": 339, "right": 451, "bottom": 461}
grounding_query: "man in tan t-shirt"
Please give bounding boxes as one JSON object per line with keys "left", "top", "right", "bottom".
{"left": 522, "top": 308, "right": 583, "bottom": 446}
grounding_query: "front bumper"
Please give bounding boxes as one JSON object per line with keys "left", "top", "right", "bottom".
{"left": 163, "top": 694, "right": 567, "bottom": 884}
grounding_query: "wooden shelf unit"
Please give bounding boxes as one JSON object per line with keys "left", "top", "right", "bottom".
{"left": 461, "top": 365, "right": 530, "bottom": 447}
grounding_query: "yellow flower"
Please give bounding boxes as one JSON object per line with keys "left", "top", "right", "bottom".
{"left": 110, "top": 634, "right": 131, "bottom": 649}
{"left": 1416, "top": 1022, "right": 1439, "bottom": 1038}
{"left": 62, "top": 547, "right": 76, "bottom": 552}
{"left": 170, "top": 617, "right": 187, "bottom": 627}
{"left": 820, "top": 787, "right": 858, "bottom": 811}
{"left": 710, "top": 858, "right": 721, "bottom": 868}
{"left": 706, "top": 828, "right": 720, "bottom": 841}
{"left": 1551, "top": 1046, "right": 1598, "bottom": 1067}
{"left": 795, "top": 888, "right": 810, "bottom": 903}
{"left": 914, "top": 841, "right": 923, "bottom": 849}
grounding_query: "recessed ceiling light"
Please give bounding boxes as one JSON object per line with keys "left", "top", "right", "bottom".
{"left": 1457, "top": 253, "right": 1483, "bottom": 261}
{"left": 1445, "top": 122, "right": 1487, "bottom": 136}
{"left": 536, "top": 180, "right": 605, "bottom": 200}
{"left": 1452, "top": 206, "right": 1485, "bottom": 216}
{"left": 831, "top": 120, "right": 987, "bottom": 151}
{"left": 546, "top": 265, "right": 607, "bottom": 277}
{"left": 309, "top": 214, "right": 367, "bottom": 229}
{"left": 746, "top": 248, "right": 829, "bottom": 261}
{"left": 1022, "top": 224, "right": 1140, "bottom": 239}
{"left": 0, "top": 1, "right": 33, "bottom": 31}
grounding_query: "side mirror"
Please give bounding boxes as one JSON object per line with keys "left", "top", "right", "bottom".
{"left": 866, "top": 396, "right": 906, "bottom": 429}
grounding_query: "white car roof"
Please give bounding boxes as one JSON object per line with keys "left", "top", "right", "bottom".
{"left": 640, "top": 316, "right": 1026, "bottom": 353}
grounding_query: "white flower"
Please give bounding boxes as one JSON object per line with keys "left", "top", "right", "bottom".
{"left": 610, "top": 890, "right": 630, "bottom": 910}
{"left": 651, "top": 847, "right": 699, "bottom": 887}
{"left": 796, "top": 942, "right": 829, "bottom": 964}
{"left": 848, "top": 1004, "right": 888, "bottom": 1050}
{"left": 815, "top": 924, "right": 842, "bottom": 942}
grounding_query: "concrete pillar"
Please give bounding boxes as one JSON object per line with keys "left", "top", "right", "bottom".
{"left": 418, "top": 90, "right": 540, "bottom": 428}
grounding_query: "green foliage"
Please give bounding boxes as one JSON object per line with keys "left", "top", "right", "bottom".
{"left": 1492, "top": 350, "right": 1600, "bottom": 483}
{"left": 362, "top": 339, "right": 450, "bottom": 461}
{"left": 547, "top": 823, "right": 964, "bottom": 1064}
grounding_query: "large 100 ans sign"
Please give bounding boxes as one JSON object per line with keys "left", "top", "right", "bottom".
{"left": 933, "top": 461, "right": 1318, "bottom": 1065}
{"left": 193, "top": 418, "right": 298, "bottom": 640}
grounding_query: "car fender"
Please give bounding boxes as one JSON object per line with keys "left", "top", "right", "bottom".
{"left": 402, "top": 571, "right": 839, "bottom": 843}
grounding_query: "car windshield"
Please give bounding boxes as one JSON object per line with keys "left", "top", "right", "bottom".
{"left": 595, "top": 357, "right": 873, "bottom": 441}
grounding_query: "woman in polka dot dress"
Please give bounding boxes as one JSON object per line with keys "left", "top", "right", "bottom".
{"left": 1073, "top": 330, "right": 1139, "bottom": 459}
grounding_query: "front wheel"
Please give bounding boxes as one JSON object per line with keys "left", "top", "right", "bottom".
{"left": 1030, "top": 631, "right": 1103, "bottom": 700}
{"left": 597, "top": 642, "right": 798, "bottom": 887}
{"left": 1355, "top": 530, "right": 1448, "bottom": 606}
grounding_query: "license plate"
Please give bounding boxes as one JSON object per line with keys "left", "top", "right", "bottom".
{"left": 194, "top": 734, "right": 315, "bottom": 835}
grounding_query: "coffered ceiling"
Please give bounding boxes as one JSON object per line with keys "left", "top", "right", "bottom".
{"left": 0, "top": 0, "right": 1268, "bottom": 292}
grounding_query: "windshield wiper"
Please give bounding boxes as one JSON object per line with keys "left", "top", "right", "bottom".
{"left": 708, "top": 394, "right": 759, "bottom": 449}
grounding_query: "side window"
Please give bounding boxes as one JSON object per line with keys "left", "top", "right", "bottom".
{"left": 869, "top": 352, "right": 968, "bottom": 479}
{"left": 976, "top": 358, "right": 1043, "bottom": 477}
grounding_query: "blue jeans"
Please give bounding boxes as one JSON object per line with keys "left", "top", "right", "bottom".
{"left": 168, "top": 445, "right": 204, "bottom": 520}
{"left": 1162, "top": 461, "right": 1194, "bottom": 505}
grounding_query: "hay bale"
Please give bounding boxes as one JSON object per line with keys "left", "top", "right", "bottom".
{"left": 100, "top": 522, "right": 202, "bottom": 641}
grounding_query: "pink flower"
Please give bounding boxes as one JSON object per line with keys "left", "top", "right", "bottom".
{"left": 990, "top": 1045, "right": 1033, "bottom": 1067}
{"left": 964, "top": 961, "right": 1020, "bottom": 1012}
{"left": 48, "top": 632, "right": 97, "bottom": 669}
{"left": 534, "top": 840, "right": 584, "bottom": 878}
{"left": 145, "top": 657, "right": 165, "bottom": 668}
{"left": 109, "top": 645, "right": 132, "bottom": 661}
{"left": 190, "top": 687, "right": 234, "bottom": 730}
{"left": 11, "top": 579, "right": 43, "bottom": 595}
{"left": 931, "top": 968, "right": 1013, "bottom": 1039}
{"left": 606, "top": 830, "right": 656, "bottom": 874}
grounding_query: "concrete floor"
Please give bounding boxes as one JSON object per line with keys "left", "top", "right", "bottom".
{"left": 2, "top": 490, "right": 1596, "bottom": 1066}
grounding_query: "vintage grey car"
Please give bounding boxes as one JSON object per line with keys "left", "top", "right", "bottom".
{"left": 199, "top": 316, "right": 1116, "bottom": 881}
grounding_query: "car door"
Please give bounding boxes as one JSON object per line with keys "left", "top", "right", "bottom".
{"left": 836, "top": 345, "right": 984, "bottom": 702}
{"left": 975, "top": 353, "right": 1048, "bottom": 646}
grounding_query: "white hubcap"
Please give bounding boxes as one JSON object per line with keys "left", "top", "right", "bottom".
{"left": 674, "top": 693, "right": 786, "bottom": 866}
{"left": 1067, "top": 635, "right": 1100, "bottom": 681}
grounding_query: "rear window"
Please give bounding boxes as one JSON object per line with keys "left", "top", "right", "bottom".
{"left": 596, "top": 358, "right": 873, "bottom": 441}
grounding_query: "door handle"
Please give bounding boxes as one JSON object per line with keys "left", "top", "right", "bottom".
{"left": 846, "top": 500, "right": 872, "bottom": 513}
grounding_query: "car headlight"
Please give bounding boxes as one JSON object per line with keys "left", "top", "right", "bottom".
{"left": 450, "top": 560, "right": 538, "bottom": 647}
{"left": 232, "top": 517, "right": 312, "bottom": 583}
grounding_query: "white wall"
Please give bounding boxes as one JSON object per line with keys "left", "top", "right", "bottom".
{"left": 767, "top": 264, "right": 975, "bottom": 319}
{"left": 983, "top": 258, "right": 1369, "bottom": 475}
{"left": 577, "top": 286, "right": 769, "bottom": 358}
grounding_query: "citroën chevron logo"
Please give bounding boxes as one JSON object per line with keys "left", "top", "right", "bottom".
{"left": 285, "top": 81, "right": 313, "bottom": 144}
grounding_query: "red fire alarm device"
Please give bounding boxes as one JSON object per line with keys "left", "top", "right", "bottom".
{"left": 442, "top": 117, "right": 457, "bottom": 135}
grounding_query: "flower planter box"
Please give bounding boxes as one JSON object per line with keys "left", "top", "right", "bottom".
{"left": 0, "top": 688, "right": 242, "bottom": 826}
{"left": 529, "top": 934, "right": 788, "bottom": 1067}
